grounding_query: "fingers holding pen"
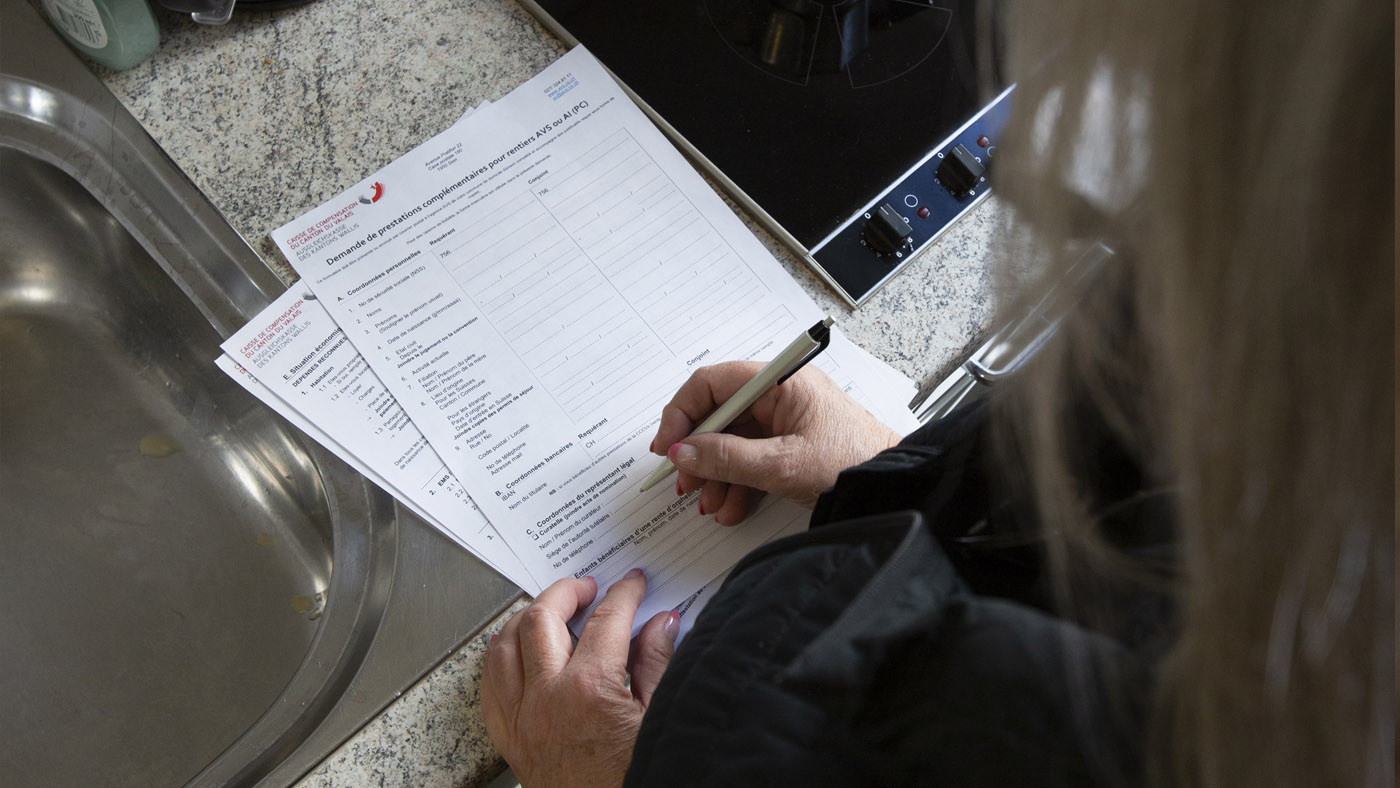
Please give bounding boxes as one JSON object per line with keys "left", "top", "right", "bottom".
{"left": 674, "top": 449, "right": 746, "bottom": 524}
{"left": 697, "top": 479, "right": 729, "bottom": 518}
{"left": 713, "top": 484, "right": 757, "bottom": 526}
{"left": 650, "top": 362, "right": 768, "bottom": 453}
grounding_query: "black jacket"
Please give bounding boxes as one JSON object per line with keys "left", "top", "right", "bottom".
{"left": 625, "top": 397, "right": 1174, "bottom": 787}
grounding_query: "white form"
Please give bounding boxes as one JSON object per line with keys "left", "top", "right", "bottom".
{"left": 217, "top": 289, "right": 536, "bottom": 592}
{"left": 275, "top": 46, "right": 919, "bottom": 628}
{"left": 216, "top": 353, "right": 536, "bottom": 591}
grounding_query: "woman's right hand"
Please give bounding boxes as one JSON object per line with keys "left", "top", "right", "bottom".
{"left": 649, "top": 362, "right": 902, "bottom": 526}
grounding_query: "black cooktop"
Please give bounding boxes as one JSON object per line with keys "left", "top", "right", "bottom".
{"left": 521, "top": 0, "right": 1007, "bottom": 305}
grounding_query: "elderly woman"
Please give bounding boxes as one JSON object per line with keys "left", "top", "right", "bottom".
{"left": 480, "top": 0, "right": 1393, "bottom": 786}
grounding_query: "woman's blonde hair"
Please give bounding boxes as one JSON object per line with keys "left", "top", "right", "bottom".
{"left": 989, "top": 0, "right": 1393, "bottom": 785}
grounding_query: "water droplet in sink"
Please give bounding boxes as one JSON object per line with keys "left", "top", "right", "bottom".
{"left": 138, "top": 433, "right": 180, "bottom": 458}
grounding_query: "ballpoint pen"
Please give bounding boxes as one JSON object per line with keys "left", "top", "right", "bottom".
{"left": 638, "top": 317, "right": 834, "bottom": 492}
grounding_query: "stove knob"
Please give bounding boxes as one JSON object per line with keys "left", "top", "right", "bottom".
{"left": 936, "top": 144, "right": 985, "bottom": 195}
{"left": 862, "top": 203, "right": 912, "bottom": 255}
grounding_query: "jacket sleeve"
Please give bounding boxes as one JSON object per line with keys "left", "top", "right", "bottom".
{"left": 624, "top": 508, "right": 1152, "bottom": 788}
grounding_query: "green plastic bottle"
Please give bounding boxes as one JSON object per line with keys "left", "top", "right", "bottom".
{"left": 40, "top": 0, "right": 160, "bottom": 70}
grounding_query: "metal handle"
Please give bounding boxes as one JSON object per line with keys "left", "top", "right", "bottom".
{"left": 907, "top": 242, "right": 1115, "bottom": 423}
{"left": 963, "top": 241, "right": 1114, "bottom": 386}
{"left": 964, "top": 313, "right": 1057, "bottom": 384}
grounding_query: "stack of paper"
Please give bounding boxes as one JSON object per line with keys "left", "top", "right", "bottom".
{"left": 218, "top": 47, "right": 919, "bottom": 633}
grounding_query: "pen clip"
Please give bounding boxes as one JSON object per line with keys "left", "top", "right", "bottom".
{"left": 776, "top": 322, "right": 833, "bottom": 385}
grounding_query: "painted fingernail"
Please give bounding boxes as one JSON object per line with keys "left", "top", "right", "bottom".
{"left": 584, "top": 575, "right": 596, "bottom": 586}
{"left": 663, "top": 610, "right": 680, "bottom": 641}
{"left": 489, "top": 634, "right": 499, "bottom": 643}
{"left": 668, "top": 443, "right": 697, "bottom": 466}
{"left": 697, "top": 500, "right": 707, "bottom": 516}
{"left": 649, "top": 438, "right": 656, "bottom": 453}
{"left": 625, "top": 567, "right": 645, "bottom": 580}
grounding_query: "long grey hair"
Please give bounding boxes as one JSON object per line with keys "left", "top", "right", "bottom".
{"left": 987, "top": 0, "right": 1393, "bottom": 785}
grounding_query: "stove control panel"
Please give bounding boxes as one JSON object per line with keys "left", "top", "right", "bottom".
{"left": 936, "top": 144, "right": 987, "bottom": 195}
{"left": 809, "top": 88, "right": 1012, "bottom": 306}
{"left": 862, "top": 203, "right": 914, "bottom": 255}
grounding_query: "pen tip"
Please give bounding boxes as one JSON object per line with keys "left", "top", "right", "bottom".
{"left": 821, "top": 316, "right": 835, "bottom": 328}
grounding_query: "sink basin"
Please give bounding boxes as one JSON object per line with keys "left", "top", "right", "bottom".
{"left": 0, "top": 4, "right": 520, "bottom": 786}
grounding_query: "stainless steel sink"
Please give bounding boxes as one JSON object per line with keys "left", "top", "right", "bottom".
{"left": 0, "top": 3, "right": 521, "bottom": 785}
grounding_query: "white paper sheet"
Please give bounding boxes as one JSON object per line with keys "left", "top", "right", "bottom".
{"left": 272, "top": 46, "right": 919, "bottom": 629}
{"left": 216, "top": 352, "right": 536, "bottom": 589}
{"left": 217, "top": 290, "right": 537, "bottom": 592}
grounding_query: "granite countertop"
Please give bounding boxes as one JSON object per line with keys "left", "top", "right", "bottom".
{"left": 93, "top": 1, "right": 1005, "bottom": 785}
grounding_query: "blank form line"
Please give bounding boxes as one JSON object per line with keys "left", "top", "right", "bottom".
{"left": 667, "top": 288, "right": 764, "bottom": 350}
{"left": 628, "top": 247, "right": 729, "bottom": 311}
{"left": 640, "top": 504, "right": 799, "bottom": 596}
{"left": 589, "top": 385, "right": 671, "bottom": 448}
{"left": 668, "top": 290, "right": 763, "bottom": 349}
{"left": 496, "top": 269, "right": 601, "bottom": 338}
{"left": 707, "top": 308, "right": 788, "bottom": 364}
{"left": 565, "top": 172, "right": 668, "bottom": 244}
{"left": 607, "top": 232, "right": 708, "bottom": 290}
{"left": 481, "top": 249, "right": 582, "bottom": 312}
{"left": 513, "top": 282, "right": 613, "bottom": 355}
{"left": 547, "top": 146, "right": 643, "bottom": 209}
{"left": 604, "top": 493, "right": 794, "bottom": 594}
{"left": 554, "top": 155, "right": 651, "bottom": 225}
{"left": 446, "top": 194, "right": 543, "bottom": 258}
{"left": 595, "top": 513, "right": 718, "bottom": 592}
{"left": 554, "top": 338, "right": 654, "bottom": 401}
{"left": 544, "top": 328, "right": 649, "bottom": 388}
{"left": 635, "top": 256, "right": 739, "bottom": 315}
{"left": 539, "top": 328, "right": 647, "bottom": 386}
{"left": 564, "top": 176, "right": 670, "bottom": 250}
{"left": 541, "top": 131, "right": 633, "bottom": 185}
{"left": 589, "top": 198, "right": 690, "bottom": 262}
{"left": 534, "top": 313, "right": 634, "bottom": 378}
{"left": 513, "top": 288, "right": 616, "bottom": 359}
{"left": 629, "top": 174, "right": 672, "bottom": 206}
{"left": 482, "top": 254, "right": 584, "bottom": 311}
{"left": 560, "top": 346, "right": 664, "bottom": 415}
{"left": 452, "top": 227, "right": 564, "bottom": 288}
{"left": 669, "top": 278, "right": 748, "bottom": 334}
{"left": 605, "top": 199, "right": 698, "bottom": 264}
{"left": 495, "top": 261, "right": 594, "bottom": 323}
{"left": 548, "top": 328, "right": 649, "bottom": 390}
{"left": 458, "top": 220, "right": 563, "bottom": 288}
{"left": 547, "top": 148, "right": 644, "bottom": 214}
{"left": 575, "top": 171, "right": 668, "bottom": 232}
{"left": 605, "top": 215, "right": 708, "bottom": 283}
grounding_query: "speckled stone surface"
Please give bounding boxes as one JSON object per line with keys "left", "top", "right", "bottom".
{"left": 295, "top": 599, "right": 528, "bottom": 788}
{"left": 91, "top": 1, "right": 1006, "bottom": 785}
{"left": 98, "top": 0, "right": 1006, "bottom": 388}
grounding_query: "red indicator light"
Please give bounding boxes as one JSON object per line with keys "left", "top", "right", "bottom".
{"left": 917, "top": 206, "right": 931, "bottom": 219}
{"left": 976, "top": 135, "right": 990, "bottom": 148}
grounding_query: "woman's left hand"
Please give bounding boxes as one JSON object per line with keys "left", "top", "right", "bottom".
{"left": 481, "top": 570, "right": 680, "bottom": 788}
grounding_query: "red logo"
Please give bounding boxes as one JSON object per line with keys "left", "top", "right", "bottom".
{"left": 358, "top": 182, "right": 385, "bottom": 205}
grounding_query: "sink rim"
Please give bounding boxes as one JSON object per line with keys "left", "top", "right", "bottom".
{"left": 0, "top": 7, "right": 400, "bottom": 786}
{"left": 1, "top": 5, "right": 528, "bottom": 785}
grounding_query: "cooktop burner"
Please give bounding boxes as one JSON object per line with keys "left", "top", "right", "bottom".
{"left": 706, "top": 0, "right": 954, "bottom": 89}
{"left": 520, "top": 0, "right": 1010, "bottom": 306}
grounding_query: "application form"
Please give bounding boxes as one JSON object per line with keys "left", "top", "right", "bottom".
{"left": 216, "top": 289, "right": 535, "bottom": 591}
{"left": 274, "top": 47, "right": 918, "bottom": 626}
